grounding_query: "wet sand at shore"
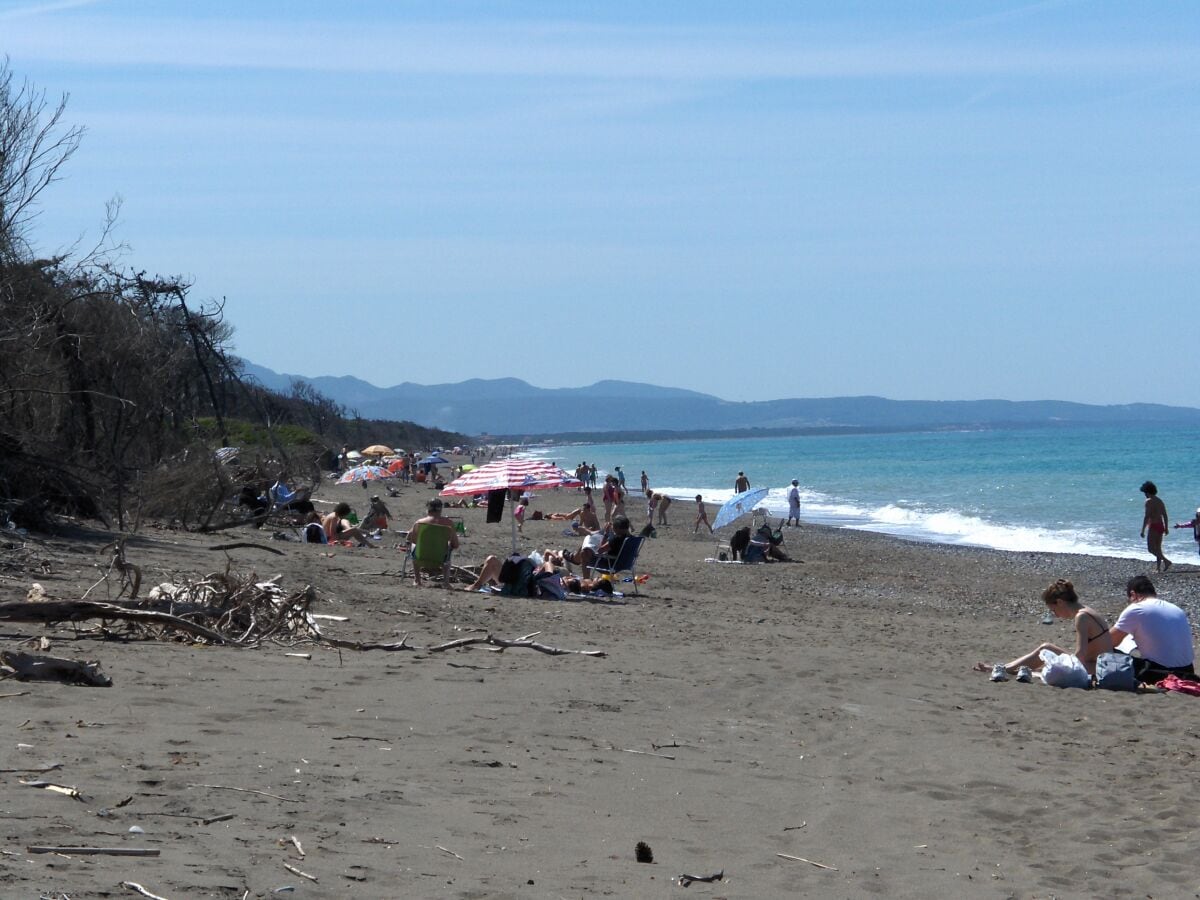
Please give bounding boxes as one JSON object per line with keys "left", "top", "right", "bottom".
{"left": 3, "top": 476, "right": 1199, "bottom": 898}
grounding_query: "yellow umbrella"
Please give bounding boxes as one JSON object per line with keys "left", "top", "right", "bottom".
{"left": 361, "top": 444, "right": 392, "bottom": 456}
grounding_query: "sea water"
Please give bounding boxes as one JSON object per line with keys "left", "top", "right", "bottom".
{"left": 526, "top": 425, "right": 1200, "bottom": 559}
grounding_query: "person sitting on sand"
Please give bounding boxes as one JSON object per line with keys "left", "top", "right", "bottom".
{"left": 1107, "top": 574, "right": 1195, "bottom": 684}
{"left": 322, "top": 502, "right": 371, "bottom": 546}
{"left": 361, "top": 495, "right": 392, "bottom": 532}
{"left": 974, "top": 579, "right": 1112, "bottom": 681}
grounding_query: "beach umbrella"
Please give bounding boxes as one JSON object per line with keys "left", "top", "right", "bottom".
{"left": 361, "top": 444, "right": 392, "bottom": 457}
{"left": 712, "top": 487, "right": 771, "bottom": 530}
{"left": 418, "top": 454, "right": 451, "bottom": 467}
{"left": 441, "top": 458, "right": 582, "bottom": 551}
{"left": 385, "top": 458, "right": 407, "bottom": 475}
{"left": 337, "top": 465, "right": 393, "bottom": 485}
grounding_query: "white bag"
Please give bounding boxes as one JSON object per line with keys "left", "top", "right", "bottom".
{"left": 1039, "top": 649, "right": 1090, "bottom": 689}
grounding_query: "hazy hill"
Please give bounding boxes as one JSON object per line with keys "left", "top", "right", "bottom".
{"left": 239, "top": 361, "right": 1200, "bottom": 437}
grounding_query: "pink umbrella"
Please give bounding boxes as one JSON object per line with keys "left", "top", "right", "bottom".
{"left": 440, "top": 458, "right": 581, "bottom": 496}
{"left": 441, "top": 458, "right": 581, "bottom": 551}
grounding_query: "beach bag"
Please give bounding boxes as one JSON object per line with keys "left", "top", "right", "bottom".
{"left": 1039, "top": 649, "right": 1090, "bottom": 689}
{"left": 1094, "top": 652, "right": 1138, "bottom": 691}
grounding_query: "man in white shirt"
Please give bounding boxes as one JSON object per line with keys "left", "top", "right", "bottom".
{"left": 1108, "top": 575, "right": 1196, "bottom": 683}
{"left": 786, "top": 479, "right": 802, "bottom": 527}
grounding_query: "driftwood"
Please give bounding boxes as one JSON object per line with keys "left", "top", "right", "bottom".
{"left": 209, "top": 542, "right": 285, "bottom": 556}
{"left": 5, "top": 569, "right": 609, "bottom": 661}
{"left": 1, "top": 649, "right": 111, "bottom": 686}
{"left": 0, "top": 600, "right": 238, "bottom": 645}
{"left": 428, "top": 632, "right": 607, "bottom": 657}
{"left": 121, "top": 882, "right": 170, "bottom": 900}
{"left": 94, "top": 538, "right": 142, "bottom": 600}
{"left": 679, "top": 870, "right": 725, "bottom": 887}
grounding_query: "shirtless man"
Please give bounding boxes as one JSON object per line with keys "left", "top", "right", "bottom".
{"left": 406, "top": 498, "right": 461, "bottom": 587}
{"left": 1140, "top": 481, "right": 1172, "bottom": 573}
{"left": 734, "top": 471, "right": 750, "bottom": 493}
{"left": 322, "top": 502, "right": 370, "bottom": 545}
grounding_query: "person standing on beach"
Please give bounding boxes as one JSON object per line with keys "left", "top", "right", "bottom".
{"left": 734, "top": 471, "right": 750, "bottom": 493}
{"left": 640, "top": 470, "right": 649, "bottom": 495}
{"left": 1174, "top": 507, "right": 1200, "bottom": 558}
{"left": 786, "top": 479, "right": 802, "bottom": 527}
{"left": 657, "top": 493, "right": 672, "bottom": 526}
{"left": 1108, "top": 575, "right": 1194, "bottom": 683}
{"left": 615, "top": 466, "right": 626, "bottom": 491}
{"left": 1139, "top": 481, "right": 1172, "bottom": 572}
{"left": 694, "top": 495, "right": 713, "bottom": 533}
{"left": 601, "top": 476, "right": 618, "bottom": 524}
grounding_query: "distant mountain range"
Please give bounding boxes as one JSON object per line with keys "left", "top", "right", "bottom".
{"left": 239, "top": 361, "right": 1200, "bottom": 437}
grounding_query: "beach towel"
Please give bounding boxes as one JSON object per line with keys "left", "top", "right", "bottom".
{"left": 1159, "top": 674, "right": 1200, "bottom": 696}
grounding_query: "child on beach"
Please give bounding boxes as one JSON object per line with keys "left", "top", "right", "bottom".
{"left": 973, "top": 579, "right": 1112, "bottom": 681}
{"left": 514, "top": 496, "right": 529, "bottom": 534}
{"left": 1174, "top": 508, "right": 1200, "bottom": 557}
{"left": 694, "top": 495, "right": 713, "bottom": 534}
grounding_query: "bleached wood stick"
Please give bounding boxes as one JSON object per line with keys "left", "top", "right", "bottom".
{"left": 187, "top": 783, "right": 300, "bottom": 803}
{"left": 776, "top": 852, "right": 837, "bottom": 870}
{"left": 613, "top": 747, "right": 676, "bottom": 760}
{"left": 427, "top": 634, "right": 606, "bottom": 657}
{"left": 283, "top": 862, "right": 318, "bottom": 882}
{"left": 121, "top": 881, "right": 170, "bottom": 900}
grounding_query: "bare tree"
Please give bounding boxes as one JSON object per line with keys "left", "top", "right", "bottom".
{"left": 0, "top": 57, "right": 85, "bottom": 261}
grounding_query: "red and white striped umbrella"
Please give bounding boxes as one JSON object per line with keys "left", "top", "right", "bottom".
{"left": 440, "top": 458, "right": 581, "bottom": 496}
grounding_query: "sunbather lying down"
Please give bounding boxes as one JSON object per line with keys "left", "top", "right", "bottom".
{"left": 464, "top": 551, "right": 614, "bottom": 596}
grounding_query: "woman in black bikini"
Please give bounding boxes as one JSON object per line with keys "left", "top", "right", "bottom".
{"left": 974, "top": 579, "right": 1113, "bottom": 680}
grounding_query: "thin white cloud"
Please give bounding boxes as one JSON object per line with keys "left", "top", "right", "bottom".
{"left": 5, "top": 15, "right": 1197, "bottom": 81}
{"left": 0, "top": 0, "right": 102, "bottom": 21}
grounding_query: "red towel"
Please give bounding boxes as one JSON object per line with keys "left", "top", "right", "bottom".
{"left": 1159, "top": 674, "right": 1200, "bottom": 696}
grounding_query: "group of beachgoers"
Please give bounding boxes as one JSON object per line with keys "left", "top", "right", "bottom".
{"left": 975, "top": 574, "right": 1196, "bottom": 688}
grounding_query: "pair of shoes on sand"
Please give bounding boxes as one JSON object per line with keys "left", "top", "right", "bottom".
{"left": 990, "top": 664, "right": 1033, "bottom": 683}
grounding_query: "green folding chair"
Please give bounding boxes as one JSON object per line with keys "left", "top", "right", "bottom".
{"left": 402, "top": 523, "right": 454, "bottom": 588}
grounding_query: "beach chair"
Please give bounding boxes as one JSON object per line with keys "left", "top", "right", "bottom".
{"left": 590, "top": 535, "right": 645, "bottom": 594}
{"left": 401, "top": 523, "right": 454, "bottom": 588}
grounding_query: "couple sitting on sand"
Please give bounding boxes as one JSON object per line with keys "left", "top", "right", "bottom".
{"left": 976, "top": 575, "right": 1195, "bottom": 686}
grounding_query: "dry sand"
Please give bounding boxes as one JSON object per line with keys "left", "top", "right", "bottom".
{"left": 3, "top": 472, "right": 1200, "bottom": 899}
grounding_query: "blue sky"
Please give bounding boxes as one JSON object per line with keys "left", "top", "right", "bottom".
{"left": 5, "top": 0, "right": 1198, "bottom": 406}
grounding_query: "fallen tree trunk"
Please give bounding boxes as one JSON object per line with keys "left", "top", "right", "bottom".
{"left": 0, "top": 600, "right": 242, "bottom": 645}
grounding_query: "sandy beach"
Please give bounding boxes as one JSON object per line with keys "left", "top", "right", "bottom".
{"left": 3, "top": 474, "right": 1200, "bottom": 899}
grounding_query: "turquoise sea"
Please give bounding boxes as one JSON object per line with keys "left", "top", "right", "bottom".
{"left": 526, "top": 425, "right": 1200, "bottom": 560}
